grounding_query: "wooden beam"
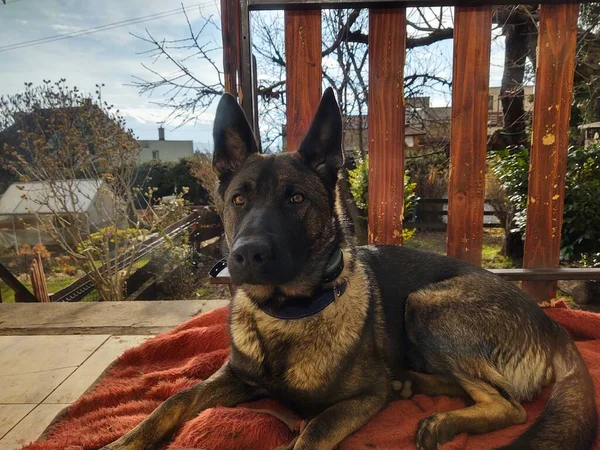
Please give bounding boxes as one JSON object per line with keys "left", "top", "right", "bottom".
{"left": 284, "top": 9, "right": 322, "bottom": 152}
{"left": 522, "top": 3, "right": 578, "bottom": 302}
{"left": 367, "top": 8, "right": 406, "bottom": 245}
{"left": 490, "top": 268, "right": 600, "bottom": 282}
{"left": 220, "top": 0, "right": 238, "bottom": 95}
{"left": 0, "top": 262, "right": 37, "bottom": 303}
{"left": 446, "top": 6, "right": 492, "bottom": 265}
{"left": 248, "top": 0, "right": 583, "bottom": 11}
{"left": 212, "top": 267, "right": 600, "bottom": 286}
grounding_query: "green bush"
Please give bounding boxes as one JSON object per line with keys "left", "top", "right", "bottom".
{"left": 490, "top": 144, "right": 600, "bottom": 263}
{"left": 347, "top": 155, "right": 418, "bottom": 241}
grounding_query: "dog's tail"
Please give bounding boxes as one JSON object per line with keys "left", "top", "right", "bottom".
{"left": 500, "top": 337, "right": 597, "bottom": 449}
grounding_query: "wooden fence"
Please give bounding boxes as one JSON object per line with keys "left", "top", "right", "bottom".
{"left": 219, "top": 0, "right": 600, "bottom": 302}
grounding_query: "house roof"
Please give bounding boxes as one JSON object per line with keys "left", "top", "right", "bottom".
{"left": 343, "top": 115, "right": 426, "bottom": 135}
{"left": 0, "top": 179, "right": 103, "bottom": 216}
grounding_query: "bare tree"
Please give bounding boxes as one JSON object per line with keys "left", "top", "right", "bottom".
{"left": 0, "top": 80, "right": 187, "bottom": 301}
{"left": 131, "top": 6, "right": 456, "bottom": 150}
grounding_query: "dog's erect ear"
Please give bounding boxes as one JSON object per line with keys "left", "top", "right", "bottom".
{"left": 297, "top": 87, "right": 344, "bottom": 183}
{"left": 212, "top": 93, "right": 259, "bottom": 181}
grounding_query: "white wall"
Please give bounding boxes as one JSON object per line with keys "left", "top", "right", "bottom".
{"left": 138, "top": 140, "right": 194, "bottom": 163}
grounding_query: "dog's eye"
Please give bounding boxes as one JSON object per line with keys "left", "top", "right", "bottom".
{"left": 290, "top": 193, "right": 304, "bottom": 204}
{"left": 232, "top": 194, "right": 245, "bottom": 206}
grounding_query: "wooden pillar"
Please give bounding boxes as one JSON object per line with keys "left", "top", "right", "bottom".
{"left": 368, "top": 8, "right": 406, "bottom": 245}
{"left": 446, "top": 6, "right": 492, "bottom": 265}
{"left": 220, "top": 0, "right": 238, "bottom": 96}
{"left": 523, "top": 4, "right": 579, "bottom": 302}
{"left": 284, "top": 10, "right": 322, "bottom": 152}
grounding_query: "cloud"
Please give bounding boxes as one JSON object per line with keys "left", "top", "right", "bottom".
{"left": 0, "top": 0, "right": 222, "bottom": 145}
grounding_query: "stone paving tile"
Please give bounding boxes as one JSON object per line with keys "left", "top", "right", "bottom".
{"left": 44, "top": 335, "right": 151, "bottom": 404}
{"left": 0, "top": 404, "right": 67, "bottom": 450}
{"left": 0, "top": 405, "right": 35, "bottom": 440}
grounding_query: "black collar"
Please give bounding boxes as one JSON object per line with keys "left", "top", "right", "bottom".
{"left": 209, "top": 248, "right": 346, "bottom": 320}
{"left": 259, "top": 281, "right": 347, "bottom": 320}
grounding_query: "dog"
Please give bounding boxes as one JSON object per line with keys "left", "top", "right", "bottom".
{"left": 102, "top": 88, "right": 597, "bottom": 450}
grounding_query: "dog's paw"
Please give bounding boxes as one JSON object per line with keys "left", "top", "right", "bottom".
{"left": 416, "top": 413, "right": 455, "bottom": 450}
{"left": 392, "top": 379, "right": 413, "bottom": 399}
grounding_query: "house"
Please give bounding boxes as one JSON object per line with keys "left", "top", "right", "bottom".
{"left": 404, "top": 86, "right": 536, "bottom": 146}
{"left": 340, "top": 115, "right": 426, "bottom": 164}
{"left": 0, "top": 99, "right": 139, "bottom": 196}
{"left": 137, "top": 127, "right": 194, "bottom": 163}
{"left": 0, "top": 179, "right": 120, "bottom": 251}
{"left": 281, "top": 118, "right": 426, "bottom": 165}
{"left": 487, "top": 85, "right": 535, "bottom": 133}
{"left": 578, "top": 121, "right": 600, "bottom": 148}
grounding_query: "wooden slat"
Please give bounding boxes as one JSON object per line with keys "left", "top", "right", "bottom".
{"left": 490, "top": 268, "right": 600, "bottom": 282}
{"left": 522, "top": 3, "right": 578, "bottom": 302}
{"left": 367, "top": 8, "right": 406, "bottom": 245}
{"left": 248, "top": 0, "right": 583, "bottom": 11}
{"left": 212, "top": 267, "right": 600, "bottom": 286}
{"left": 220, "top": 0, "right": 238, "bottom": 95}
{"left": 284, "top": 9, "right": 322, "bottom": 152}
{"left": 446, "top": 6, "right": 492, "bottom": 265}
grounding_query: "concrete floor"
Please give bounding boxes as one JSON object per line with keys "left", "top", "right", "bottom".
{"left": 0, "top": 300, "right": 229, "bottom": 450}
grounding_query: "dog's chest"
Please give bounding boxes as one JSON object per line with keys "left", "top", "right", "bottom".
{"left": 230, "top": 292, "right": 369, "bottom": 393}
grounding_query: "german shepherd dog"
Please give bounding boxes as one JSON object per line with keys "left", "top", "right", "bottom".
{"left": 102, "top": 88, "right": 597, "bottom": 450}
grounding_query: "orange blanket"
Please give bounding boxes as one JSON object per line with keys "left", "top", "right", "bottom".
{"left": 22, "top": 302, "right": 600, "bottom": 450}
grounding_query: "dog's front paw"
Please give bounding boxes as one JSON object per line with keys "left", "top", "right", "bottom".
{"left": 416, "top": 413, "right": 455, "bottom": 450}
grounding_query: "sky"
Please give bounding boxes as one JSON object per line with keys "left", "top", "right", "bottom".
{"left": 0, "top": 1, "right": 508, "bottom": 150}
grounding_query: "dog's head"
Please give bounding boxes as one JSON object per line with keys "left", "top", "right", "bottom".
{"left": 212, "top": 88, "right": 344, "bottom": 296}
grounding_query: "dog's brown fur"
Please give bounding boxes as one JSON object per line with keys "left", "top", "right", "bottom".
{"left": 102, "top": 89, "right": 596, "bottom": 450}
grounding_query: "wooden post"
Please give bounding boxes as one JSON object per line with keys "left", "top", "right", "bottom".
{"left": 523, "top": 4, "right": 579, "bottom": 302}
{"left": 368, "top": 8, "right": 406, "bottom": 245}
{"left": 284, "top": 9, "right": 322, "bottom": 152}
{"left": 30, "top": 253, "right": 49, "bottom": 302}
{"left": 446, "top": 6, "right": 492, "bottom": 265}
{"left": 221, "top": 0, "right": 239, "bottom": 96}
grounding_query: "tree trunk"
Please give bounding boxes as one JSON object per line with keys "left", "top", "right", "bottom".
{"left": 489, "top": 6, "right": 538, "bottom": 151}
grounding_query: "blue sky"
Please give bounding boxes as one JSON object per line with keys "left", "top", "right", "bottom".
{"left": 0, "top": 0, "right": 222, "bottom": 150}
{"left": 0, "top": 1, "right": 507, "bottom": 150}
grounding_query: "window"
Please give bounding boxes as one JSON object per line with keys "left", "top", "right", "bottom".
{"left": 141, "top": 141, "right": 150, "bottom": 148}
{"left": 488, "top": 95, "right": 494, "bottom": 111}
{"left": 152, "top": 150, "right": 159, "bottom": 160}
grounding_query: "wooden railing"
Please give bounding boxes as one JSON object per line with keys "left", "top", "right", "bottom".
{"left": 50, "top": 207, "right": 222, "bottom": 302}
{"left": 220, "top": 0, "right": 600, "bottom": 302}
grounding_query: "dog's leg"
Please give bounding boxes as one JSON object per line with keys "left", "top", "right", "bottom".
{"left": 101, "top": 363, "right": 264, "bottom": 450}
{"left": 415, "top": 378, "right": 526, "bottom": 450}
{"left": 398, "top": 371, "right": 468, "bottom": 400}
{"left": 276, "top": 393, "right": 387, "bottom": 450}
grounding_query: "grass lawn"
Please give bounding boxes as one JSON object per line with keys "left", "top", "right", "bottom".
{"left": 404, "top": 228, "right": 515, "bottom": 269}
{"left": 0, "top": 275, "right": 77, "bottom": 303}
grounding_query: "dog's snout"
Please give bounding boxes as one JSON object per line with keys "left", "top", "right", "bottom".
{"left": 229, "top": 238, "right": 274, "bottom": 283}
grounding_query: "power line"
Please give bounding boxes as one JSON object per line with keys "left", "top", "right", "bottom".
{"left": 0, "top": 2, "right": 214, "bottom": 53}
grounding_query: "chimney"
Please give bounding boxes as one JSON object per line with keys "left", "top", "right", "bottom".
{"left": 158, "top": 126, "right": 165, "bottom": 141}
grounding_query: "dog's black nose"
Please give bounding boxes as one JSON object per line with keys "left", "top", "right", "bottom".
{"left": 229, "top": 237, "right": 273, "bottom": 283}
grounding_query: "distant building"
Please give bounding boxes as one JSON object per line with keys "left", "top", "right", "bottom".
{"left": 487, "top": 85, "right": 535, "bottom": 134}
{"left": 0, "top": 179, "right": 120, "bottom": 251}
{"left": 281, "top": 118, "right": 426, "bottom": 165}
{"left": 578, "top": 121, "right": 600, "bottom": 148}
{"left": 137, "top": 127, "right": 194, "bottom": 163}
{"left": 340, "top": 115, "right": 426, "bottom": 164}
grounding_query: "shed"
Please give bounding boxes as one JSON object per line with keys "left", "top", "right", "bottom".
{"left": 0, "top": 179, "right": 118, "bottom": 251}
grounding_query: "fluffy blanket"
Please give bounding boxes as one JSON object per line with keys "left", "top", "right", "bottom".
{"left": 22, "top": 301, "right": 600, "bottom": 450}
